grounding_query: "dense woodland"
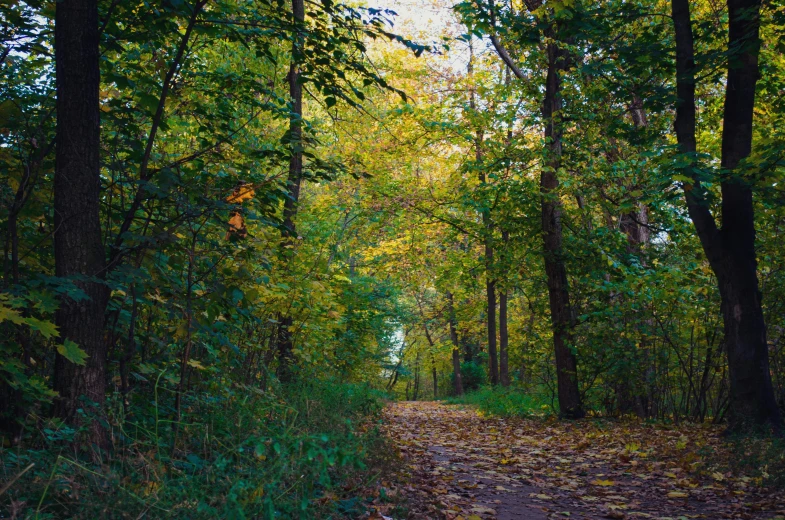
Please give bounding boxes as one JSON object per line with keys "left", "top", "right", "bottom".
{"left": 2, "top": 0, "right": 785, "bottom": 517}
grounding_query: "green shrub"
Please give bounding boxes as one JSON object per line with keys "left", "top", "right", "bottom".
{"left": 455, "top": 361, "right": 487, "bottom": 392}
{"left": 0, "top": 379, "right": 390, "bottom": 519}
{"left": 446, "top": 385, "right": 554, "bottom": 418}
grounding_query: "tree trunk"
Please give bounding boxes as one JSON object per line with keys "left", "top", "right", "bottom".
{"left": 432, "top": 355, "right": 438, "bottom": 399}
{"left": 421, "top": 317, "right": 439, "bottom": 399}
{"left": 486, "top": 273, "right": 499, "bottom": 385}
{"left": 413, "top": 350, "right": 421, "bottom": 401}
{"left": 499, "top": 287, "right": 510, "bottom": 387}
{"left": 618, "top": 97, "right": 651, "bottom": 417}
{"left": 499, "top": 231, "right": 510, "bottom": 387}
{"left": 541, "top": 39, "right": 584, "bottom": 419}
{"left": 276, "top": 0, "right": 305, "bottom": 383}
{"left": 671, "top": 0, "right": 782, "bottom": 433}
{"left": 447, "top": 292, "right": 464, "bottom": 395}
{"left": 478, "top": 135, "right": 498, "bottom": 386}
{"left": 52, "top": 0, "right": 111, "bottom": 450}
{"left": 478, "top": 134, "right": 498, "bottom": 387}
{"left": 468, "top": 38, "right": 499, "bottom": 386}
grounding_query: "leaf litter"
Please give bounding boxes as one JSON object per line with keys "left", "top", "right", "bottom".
{"left": 383, "top": 401, "right": 785, "bottom": 520}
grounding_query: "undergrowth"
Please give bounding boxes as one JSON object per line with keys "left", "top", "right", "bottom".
{"left": 1, "top": 379, "right": 392, "bottom": 519}
{"left": 445, "top": 386, "right": 555, "bottom": 418}
{"left": 724, "top": 434, "right": 785, "bottom": 489}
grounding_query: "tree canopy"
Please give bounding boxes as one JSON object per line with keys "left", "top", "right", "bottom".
{"left": 2, "top": 0, "right": 785, "bottom": 516}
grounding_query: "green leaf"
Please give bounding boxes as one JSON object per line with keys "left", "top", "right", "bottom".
{"left": 0, "top": 303, "right": 26, "bottom": 325}
{"left": 672, "top": 174, "right": 693, "bottom": 183}
{"left": 23, "top": 317, "right": 60, "bottom": 339}
{"left": 57, "top": 339, "right": 89, "bottom": 365}
{"left": 137, "top": 92, "right": 160, "bottom": 115}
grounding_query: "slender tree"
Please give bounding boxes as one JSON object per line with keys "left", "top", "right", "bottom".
{"left": 277, "top": 0, "right": 306, "bottom": 382}
{"left": 475, "top": 0, "right": 583, "bottom": 415}
{"left": 446, "top": 292, "right": 464, "bottom": 395}
{"left": 499, "top": 230, "right": 510, "bottom": 386}
{"left": 539, "top": 34, "right": 584, "bottom": 418}
{"left": 468, "top": 38, "right": 499, "bottom": 385}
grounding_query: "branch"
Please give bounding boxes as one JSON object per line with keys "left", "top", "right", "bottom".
{"left": 487, "top": 0, "right": 527, "bottom": 80}
{"left": 489, "top": 35, "right": 527, "bottom": 80}
{"left": 109, "top": 0, "right": 206, "bottom": 270}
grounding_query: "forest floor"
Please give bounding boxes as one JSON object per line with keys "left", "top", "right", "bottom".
{"left": 381, "top": 401, "right": 785, "bottom": 520}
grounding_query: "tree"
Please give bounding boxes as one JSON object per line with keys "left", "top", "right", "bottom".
{"left": 52, "top": 0, "right": 110, "bottom": 448}
{"left": 277, "top": 0, "right": 306, "bottom": 383}
{"left": 671, "top": 0, "right": 783, "bottom": 433}
{"left": 466, "top": 0, "right": 584, "bottom": 417}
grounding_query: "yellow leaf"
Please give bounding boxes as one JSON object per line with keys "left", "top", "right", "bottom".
{"left": 226, "top": 183, "right": 255, "bottom": 203}
{"left": 591, "top": 479, "right": 615, "bottom": 486}
{"left": 667, "top": 491, "right": 688, "bottom": 498}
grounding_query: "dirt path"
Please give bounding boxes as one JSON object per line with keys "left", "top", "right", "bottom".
{"left": 383, "top": 401, "right": 784, "bottom": 520}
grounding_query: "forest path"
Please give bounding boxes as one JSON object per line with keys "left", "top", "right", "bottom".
{"left": 383, "top": 401, "right": 783, "bottom": 520}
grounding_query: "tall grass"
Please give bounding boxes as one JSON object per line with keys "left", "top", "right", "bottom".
{"left": 1, "top": 379, "right": 390, "bottom": 519}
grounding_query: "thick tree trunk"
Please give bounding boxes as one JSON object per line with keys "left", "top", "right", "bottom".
{"left": 718, "top": 0, "right": 781, "bottom": 432}
{"left": 541, "top": 40, "right": 584, "bottom": 419}
{"left": 276, "top": 0, "right": 305, "bottom": 383}
{"left": 52, "top": 0, "right": 110, "bottom": 449}
{"left": 447, "top": 292, "right": 464, "bottom": 395}
{"left": 671, "top": 0, "right": 782, "bottom": 433}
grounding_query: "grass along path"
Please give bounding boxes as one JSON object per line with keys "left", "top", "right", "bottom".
{"left": 384, "top": 401, "right": 784, "bottom": 520}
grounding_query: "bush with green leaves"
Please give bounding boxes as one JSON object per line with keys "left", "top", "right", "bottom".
{"left": 1, "top": 379, "right": 391, "bottom": 519}
{"left": 447, "top": 386, "right": 554, "bottom": 418}
{"left": 456, "top": 361, "right": 487, "bottom": 393}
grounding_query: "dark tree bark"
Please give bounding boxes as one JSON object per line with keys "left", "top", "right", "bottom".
{"left": 52, "top": 0, "right": 111, "bottom": 448}
{"left": 276, "top": 0, "right": 305, "bottom": 383}
{"left": 485, "top": 248, "right": 499, "bottom": 386}
{"left": 447, "top": 292, "right": 464, "bottom": 395}
{"left": 499, "top": 230, "right": 510, "bottom": 387}
{"left": 541, "top": 39, "right": 584, "bottom": 419}
{"left": 499, "top": 287, "right": 510, "bottom": 387}
{"left": 671, "top": 0, "right": 782, "bottom": 432}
